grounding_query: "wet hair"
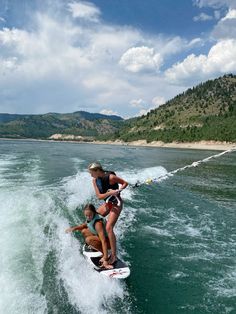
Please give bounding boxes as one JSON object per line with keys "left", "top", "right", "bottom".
{"left": 83, "top": 203, "right": 97, "bottom": 214}
{"left": 88, "top": 161, "right": 104, "bottom": 172}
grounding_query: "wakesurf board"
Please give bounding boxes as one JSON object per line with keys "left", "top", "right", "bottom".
{"left": 82, "top": 244, "right": 130, "bottom": 279}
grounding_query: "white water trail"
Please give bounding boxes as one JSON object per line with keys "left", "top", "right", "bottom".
{"left": 140, "top": 148, "right": 236, "bottom": 184}
{"left": 0, "top": 156, "right": 50, "bottom": 314}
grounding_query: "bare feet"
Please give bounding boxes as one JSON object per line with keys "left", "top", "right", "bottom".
{"left": 108, "top": 255, "right": 117, "bottom": 265}
{"left": 101, "top": 260, "right": 113, "bottom": 269}
{"left": 99, "top": 256, "right": 106, "bottom": 264}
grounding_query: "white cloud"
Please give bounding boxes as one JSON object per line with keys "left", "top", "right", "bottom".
{"left": 165, "top": 39, "right": 236, "bottom": 83}
{"left": 194, "top": 0, "right": 236, "bottom": 9}
{"left": 152, "top": 96, "right": 165, "bottom": 107}
{"left": 137, "top": 109, "right": 149, "bottom": 116}
{"left": 130, "top": 98, "right": 146, "bottom": 108}
{"left": 0, "top": 4, "right": 200, "bottom": 116}
{"left": 193, "top": 12, "right": 214, "bottom": 21}
{"left": 187, "top": 38, "right": 203, "bottom": 47}
{"left": 212, "top": 8, "right": 236, "bottom": 38}
{"left": 119, "top": 46, "right": 163, "bottom": 73}
{"left": 221, "top": 8, "right": 236, "bottom": 20}
{"left": 100, "top": 109, "right": 118, "bottom": 116}
{"left": 0, "top": 17, "right": 6, "bottom": 23}
{"left": 214, "top": 10, "right": 221, "bottom": 19}
{"left": 68, "top": 1, "right": 101, "bottom": 22}
{"left": 129, "top": 96, "right": 165, "bottom": 116}
{"left": 0, "top": 0, "right": 234, "bottom": 117}
{"left": 0, "top": 57, "right": 18, "bottom": 74}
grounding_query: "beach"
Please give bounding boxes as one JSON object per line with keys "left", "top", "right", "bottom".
{"left": 1, "top": 137, "right": 236, "bottom": 151}
{"left": 92, "top": 139, "right": 236, "bottom": 151}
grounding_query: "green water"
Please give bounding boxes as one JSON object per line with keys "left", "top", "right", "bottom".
{"left": 0, "top": 140, "right": 235, "bottom": 314}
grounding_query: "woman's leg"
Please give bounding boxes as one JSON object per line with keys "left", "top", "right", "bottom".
{"left": 86, "top": 235, "right": 103, "bottom": 252}
{"left": 81, "top": 228, "right": 102, "bottom": 251}
{"left": 81, "top": 228, "right": 110, "bottom": 253}
{"left": 106, "top": 201, "right": 123, "bottom": 264}
{"left": 96, "top": 202, "right": 110, "bottom": 217}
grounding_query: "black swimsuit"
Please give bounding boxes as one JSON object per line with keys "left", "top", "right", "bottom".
{"left": 96, "top": 171, "right": 119, "bottom": 202}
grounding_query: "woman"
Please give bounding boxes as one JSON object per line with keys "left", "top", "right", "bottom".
{"left": 65, "top": 203, "right": 113, "bottom": 269}
{"left": 88, "top": 162, "right": 128, "bottom": 265}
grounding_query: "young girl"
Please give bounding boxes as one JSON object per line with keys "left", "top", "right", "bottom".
{"left": 88, "top": 162, "right": 128, "bottom": 265}
{"left": 65, "top": 203, "right": 113, "bottom": 269}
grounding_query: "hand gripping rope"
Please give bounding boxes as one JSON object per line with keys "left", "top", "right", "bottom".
{"left": 105, "top": 191, "right": 121, "bottom": 209}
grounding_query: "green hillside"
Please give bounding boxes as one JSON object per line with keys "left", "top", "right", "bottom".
{"left": 109, "top": 74, "right": 236, "bottom": 143}
{"left": 0, "top": 111, "right": 123, "bottom": 139}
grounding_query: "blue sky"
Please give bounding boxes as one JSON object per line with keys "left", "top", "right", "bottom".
{"left": 0, "top": 0, "right": 236, "bottom": 118}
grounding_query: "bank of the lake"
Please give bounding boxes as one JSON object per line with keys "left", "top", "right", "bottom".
{"left": 91, "top": 139, "right": 236, "bottom": 151}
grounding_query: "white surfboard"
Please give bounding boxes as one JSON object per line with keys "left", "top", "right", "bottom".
{"left": 82, "top": 244, "right": 130, "bottom": 279}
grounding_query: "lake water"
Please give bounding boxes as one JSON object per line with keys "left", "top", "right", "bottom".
{"left": 0, "top": 140, "right": 236, "bottom": 314}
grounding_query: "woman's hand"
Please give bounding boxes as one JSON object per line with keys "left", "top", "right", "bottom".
{"left": 108, "top": 189, "right": 120, "bottom": 196}
{"left": 65, "top": 227, "right": 73, "bottom": 233}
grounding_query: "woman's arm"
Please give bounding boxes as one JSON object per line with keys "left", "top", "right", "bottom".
{"left": 92, "top": 178, "right": 119, "bottom": 200}
{"left": 109, "top": 174, "right": 128, "bottom": 191}
{"left": 65, "top": 223, "right": 87, "bottom": 233}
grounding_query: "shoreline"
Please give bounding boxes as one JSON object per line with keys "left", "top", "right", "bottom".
{"left": 91, "top": 140, "right": 236, "bottom": 151}
{"left": 1, "top": 137, "right": 236, "bottom": 151}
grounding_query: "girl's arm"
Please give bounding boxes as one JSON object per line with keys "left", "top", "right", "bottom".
{"left": 92, "top": 178, "right": 119, "bottom": 200}
{"left": 109, "top": 174, "right": 128, "bottom": 191}
{"left": 65, "top": 223, "right": 87, "bottom": 233}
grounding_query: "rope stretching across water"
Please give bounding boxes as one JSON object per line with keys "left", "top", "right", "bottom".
{"left": 132, "top": 147, "right": 236, "bottom": 187}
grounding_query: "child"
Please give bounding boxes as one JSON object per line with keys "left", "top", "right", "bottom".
{"left": 65, "top": 203, "right": 113, "bottom": 269}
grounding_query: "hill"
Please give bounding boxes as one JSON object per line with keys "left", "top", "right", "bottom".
{"left": 0, "top": 111, "right": 123, "bottom": 139}
{"left": 109, "top": 74, "right": 236, "bottom": 143}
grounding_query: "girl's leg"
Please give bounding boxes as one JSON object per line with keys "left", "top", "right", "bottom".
{"left": 96, "top": 203, "right": 110, "bottom": 217}
{"left": 81, "top": 228, "right": 102, "bottom": 251}
{"left": 106, "top": 202, "right": 123, "bottom": 264}
{"left": 81, "top": 227, "right": 111, "bottom": 253}
{"left": 85, "top": 235, "right": 103, "bottom": 252}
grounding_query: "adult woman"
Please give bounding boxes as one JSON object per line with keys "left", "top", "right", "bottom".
{"left": 65, "top": 203, "right": 113, "bottom": 269}
{"left": 88, "top": 162, "right": 128, "bottom": 265}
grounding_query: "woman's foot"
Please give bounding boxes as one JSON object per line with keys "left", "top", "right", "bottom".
{"left": 108, "top": 255, "right": 117, "bottom": 265}
{"left": 99, "top": 256, "right": 106, "bottom": 264}
{"left": 101, "top": 260, "right": 113, "bottom": 269}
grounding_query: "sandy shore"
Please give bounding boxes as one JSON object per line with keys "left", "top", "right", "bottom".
{"left": 1, "top": 137, "right": 235, "bottom": 151}
{"left": 91, "top": 140, "right": 236, "bottom": 151}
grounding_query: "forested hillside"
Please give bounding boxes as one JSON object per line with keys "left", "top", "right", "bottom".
{"left": 0, "top": 111, "right": 123, "bottom": 139}
{"left": 109, "top": 74, "right": 236, "bottom": 143}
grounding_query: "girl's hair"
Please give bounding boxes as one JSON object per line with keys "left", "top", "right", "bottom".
{"left": 88, "top": 161, "right": 104, "bottom": 172}
{"left": 83, "top": 203, "right": 97, "bottom": 214}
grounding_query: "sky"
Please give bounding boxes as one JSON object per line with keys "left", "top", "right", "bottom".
{"left": 0, "top": 0, "right": 236, "bottom": 118}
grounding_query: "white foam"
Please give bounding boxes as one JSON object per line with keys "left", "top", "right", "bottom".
{"left": 169, "top": 271, "right": 188, "bottom": 280}
{"left": 209, "top": 267, "right": 236, "bottom": 298}
{"left": 119, "top": 166, "right": 167, "bottom": 186}
{"left": 62, "top": 171, "right": 94, "bottom": 211}
{"left": 144, "top": 225, "right": 172, "bottom": 237}
{"left": 0, "top": 188, "right": 51, "bottom": 314}
{"left": 183, "top": 225, "right": 202, "bottom": 237}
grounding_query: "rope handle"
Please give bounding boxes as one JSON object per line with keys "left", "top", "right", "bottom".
{"left": 105, "top": 191, "right": 121, "bottom": 207}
